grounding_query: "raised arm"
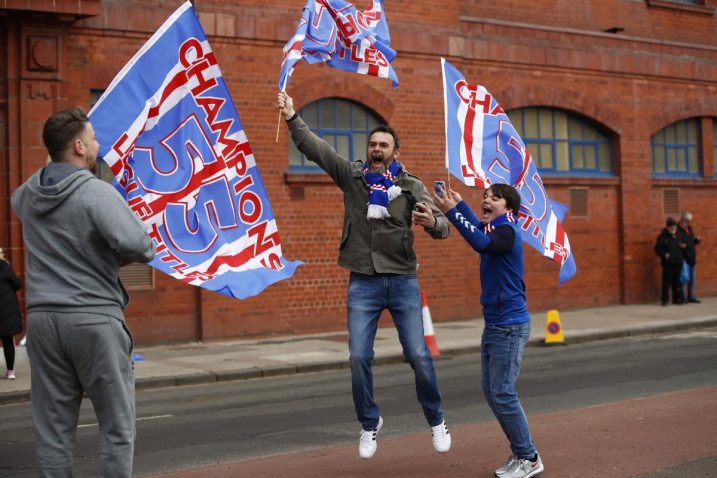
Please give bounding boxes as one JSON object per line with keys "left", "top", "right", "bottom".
{"left": 278, "top": 92, "right": 353, "bottom": 188}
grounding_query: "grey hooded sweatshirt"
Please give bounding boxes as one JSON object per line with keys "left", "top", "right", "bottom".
{"left": 11, "top": 163, "right": 156, "bottom": 319}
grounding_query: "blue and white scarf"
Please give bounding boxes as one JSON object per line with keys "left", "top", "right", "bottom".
{"left": 480, "top": 211, "right": 515, "bottom": 233}
{"left": 363, "top": 159, "right": 402, "bottom": 219}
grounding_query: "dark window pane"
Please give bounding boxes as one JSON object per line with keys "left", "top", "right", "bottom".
{"left": 584, "top": 145, "right": 597, "bottom": 169}
{"left": 353, "top": 133, "right": 367, "bottom": 162}
{"left": 524, "top": 109, "right": 539, "bottom": 137}
{"left": 336, "top": 100, "right": 351, "bottom": 130}
{"left": 303, "top": 102, "right": 319, "bottom": 128}
{"left": 554, "top": 112, "right": 568, "bottom": 140}
{"left": 337, "top": 135, "right": 350, "bottom": 159}
{"left": 539, "top": 144, "right": 552, "bottom": 168}
{"left": 319, "top": 101, "right": 334, "bottom": 129}
{"left": 352, "top": 107, "right": 367, "bottom": 129}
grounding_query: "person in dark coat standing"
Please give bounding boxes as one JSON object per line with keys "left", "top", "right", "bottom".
{"left": 677, "top": 211, "right": 701, "bottom": 303}
{"left": 654, "top": 217, "right": 685, "bottom": 306}
{"left": 0, "top": 246, "right": 23, "bottom": 379}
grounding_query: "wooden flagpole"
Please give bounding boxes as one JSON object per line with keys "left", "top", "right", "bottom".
{"left": 275, "top": 110, "right": 282, "bottom": 143}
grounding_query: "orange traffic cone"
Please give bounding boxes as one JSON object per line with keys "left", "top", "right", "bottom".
{"left": 542, "top": 309, "right": 567, "bottom": 346}
{"left": 421, "top": 290, "right": 441, "bottom": 357}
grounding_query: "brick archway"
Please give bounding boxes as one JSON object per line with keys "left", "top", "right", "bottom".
{"left": 645, "top": 96, "right": 717, "bottom": 136}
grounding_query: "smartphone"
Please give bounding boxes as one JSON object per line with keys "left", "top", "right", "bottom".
{"left": 434, "top": 180, "right": 446, "bottom": 197}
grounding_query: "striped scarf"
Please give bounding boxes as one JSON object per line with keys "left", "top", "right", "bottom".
{"left": 363, "top": 159, "right": 402, "bottom": 220}
{"left": 480, "top": 212, "right": 515, "bottom": 233}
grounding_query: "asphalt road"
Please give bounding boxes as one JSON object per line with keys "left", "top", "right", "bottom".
{"left": 0, "top": 328, "right": 715, "bottom": 477}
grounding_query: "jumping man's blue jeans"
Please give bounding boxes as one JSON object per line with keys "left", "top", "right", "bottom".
{"left": 347, "top": 272, "right": 444, "bottom": 430}
{"left": 481, "top": 321, "right": 537, "bottom": 458}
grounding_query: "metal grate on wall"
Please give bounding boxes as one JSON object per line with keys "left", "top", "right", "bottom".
{"left": 662, "top": 189, "right": 680, "bottom": 216}
{"left": 120, "top": 263, "right": 154, "bottom": 289}
{"left": 569, "top": 188, "right": 589, "bottom": 217}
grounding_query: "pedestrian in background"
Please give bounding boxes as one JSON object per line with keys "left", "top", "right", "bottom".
{"left": 11, "top": 108, "right": 155, "bottom": 477}
{"left": 677, "top": 212, "right": 701, "bottom": 303}
{"left": 433, "top": 183, "right": 544, "bottom": 478}
{"left": 0, "top": 246, "right": 23, "bottom": 380}
{"left": 654, "top": 217, "right": 684, "bottom": 306}
{"left": 277, "top": 92, "right": 452, "bottom": 460}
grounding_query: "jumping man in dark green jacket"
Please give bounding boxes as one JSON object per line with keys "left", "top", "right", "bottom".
{"left": 278, "top": 92, "right": 452, "bottom": 460}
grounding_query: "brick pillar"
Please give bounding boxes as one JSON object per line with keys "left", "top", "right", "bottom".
{"left": 1, "top": 16, "right": 71, "bottom": 320}
{"left": 618, "top": 97, "right": 656, "bottom": 304}
{"left": 702, "top": 117, "right": 714, "bottom": 178}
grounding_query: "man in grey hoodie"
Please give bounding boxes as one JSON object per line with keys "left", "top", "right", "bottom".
{"left": 12, "top": 108, "right": 156, "bottom": 478}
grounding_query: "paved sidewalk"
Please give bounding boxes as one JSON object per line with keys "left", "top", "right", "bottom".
{"left": 2, "top": 297, "right": 716, "bottom": 404}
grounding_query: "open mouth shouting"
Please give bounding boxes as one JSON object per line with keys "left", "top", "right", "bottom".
{"left": 482, "top": 203, "right": 494, "bottom": 221}
{"left": 481, "top": 188, "right": 511, "bottom": 224}
{"left": 369, "top": 152, "right": 386, "bottom": 172}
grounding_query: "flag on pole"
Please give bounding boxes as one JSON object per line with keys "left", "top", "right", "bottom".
{"left": 441, "top": 58, "right": 577, "bottom": 285}
{"left": 89, "top": 1, "right": 302, "bottom": 300}
{"left": 279, "top": 0, "right": 398, "bottom": 91}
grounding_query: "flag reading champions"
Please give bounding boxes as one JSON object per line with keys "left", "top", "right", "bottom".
{"left": 441, "top": 58, "right": 577, "bottom": 285}
{"left": 89, "top": 1, "right": 302, "bottom": 299}
{"left": 279, "top": 0, "right": 398, "bottom": 91}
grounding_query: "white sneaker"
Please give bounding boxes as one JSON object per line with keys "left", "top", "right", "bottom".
{"left": 5, "top": 370, "right": 15, "bottom": 380}
{"left": 431, "top": 420, "right": 451, "bottom": 453}
{"left": 358, "top": 416, "right": 383, "bottom": 459}
{"left": 501, "top": 453, "right": 544, "bottom": 478}
{"left": 495, "top": 454, "right": 518, "bottom": 476}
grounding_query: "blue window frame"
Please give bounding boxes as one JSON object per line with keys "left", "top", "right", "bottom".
{"left": 508, "top": 107, "right": 613, "bottom": 176}
{"left": 652, "top": 118, "right": 701, "bottom": 178}
{"left": 289, "top": 98, "right": 382, "bottom": 172}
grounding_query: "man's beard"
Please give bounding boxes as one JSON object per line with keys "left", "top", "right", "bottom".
{"left": 87, "top": 157, "right": 98, "bottom": 175}
{"left": 367, "top": 152, "right": 388, "bottom": 174}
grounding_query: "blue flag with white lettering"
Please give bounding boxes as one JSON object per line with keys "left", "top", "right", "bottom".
{"left": 279, "top": 0, "right": 398, "bottom": 91}
{"left": 441, "top": 58, "right": 576, "bottom": 285}
{"left": 89, "top": 1, "right": 302, "bottom": 299}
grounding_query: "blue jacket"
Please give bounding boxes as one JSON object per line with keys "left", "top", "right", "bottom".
{"left": 446, "top": 201, "right": 530, "bottom": 325}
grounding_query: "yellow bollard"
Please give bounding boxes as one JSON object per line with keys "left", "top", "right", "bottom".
{"left": 542, "top": 309, "right": 567, "bottom": 346}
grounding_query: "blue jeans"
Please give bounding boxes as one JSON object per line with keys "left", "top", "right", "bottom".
{"left": 481, "top": 321, "right": 536, "bottom": 458}
{"left": 347, "top": 272, "right": 444, "bottom": 430}
{"left": 680, "top": 263, "right": 697, "bottom": 300}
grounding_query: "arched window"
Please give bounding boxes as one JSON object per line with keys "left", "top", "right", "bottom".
{"left": 652, "top": 118, "right": 701, "bottom": 177}
{"left": 508, "top": 107, "right": 613, "bottom": 175}
{"left": 289, "top": 98, "right": 383, "bottom": 171}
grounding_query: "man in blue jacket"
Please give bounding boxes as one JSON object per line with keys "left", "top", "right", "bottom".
{"left": 434, "top": 183, "right": 543, "bottom": 478}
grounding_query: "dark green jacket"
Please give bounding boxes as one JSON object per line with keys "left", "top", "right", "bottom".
{"left": 288, "top": 116, "right": 449, "bottom": 275}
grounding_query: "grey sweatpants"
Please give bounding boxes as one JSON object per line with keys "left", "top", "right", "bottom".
{"left": 27, "top": 311, "right": 136, "bottom": 478}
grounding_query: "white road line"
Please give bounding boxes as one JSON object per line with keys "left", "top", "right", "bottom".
{"left": 77, "top": 414, "right": 173, "bottom": 428}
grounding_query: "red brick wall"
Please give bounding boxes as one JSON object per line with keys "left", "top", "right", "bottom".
{"left": 1, "top": 0, "right": 716, "bottom": 344}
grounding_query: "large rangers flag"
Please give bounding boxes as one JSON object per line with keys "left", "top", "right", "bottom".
{"left": 279, "top": 0, "right": 398, "bottom": 91}
{"left": 89, "top": 2, "right": 302, "bottom": 299}
{"left": 441, "top": 58, "right": 577, "bottom": 285}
